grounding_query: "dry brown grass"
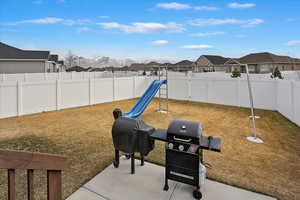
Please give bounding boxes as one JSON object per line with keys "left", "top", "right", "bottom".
{"left": 0, "top": 99, "right": 299, "bottom": 200}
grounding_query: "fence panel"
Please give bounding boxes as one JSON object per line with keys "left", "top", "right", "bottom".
{"left": 169, "top": 78, "right": 189, "bottom": 101}
{"left": 190, "top": 79, "right": 208, "bottom": 102}
{"left": 277, "top": 80, "right": 293, "bottom": 121}
{"left": 60, "top": 80, "right": 90, "bottom": 109}
{"left": 94, "top": 78, "right": 114, "bottom": 104}
{"left": 207, "top": 79, "right": 238, "bottom": 106}
{"left": 238, "top": 80, "right": 276, "bottom": 110}
{"left": 114, "top": 77, "right": 134, "bottom": 101}
{"left": 293, "top": 81, "right": 300, "bottom": 126}
{"left": 0, "top": 82, "right": 18, "bottom": 118}
{"left": 22, "top": 81, "right": 57, "bottom": 115}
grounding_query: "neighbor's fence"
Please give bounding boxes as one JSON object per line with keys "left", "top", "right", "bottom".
{"left": 0, "top": 72, "right": 299, "bottom": 127}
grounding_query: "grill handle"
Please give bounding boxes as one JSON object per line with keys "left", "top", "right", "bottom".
{"left": 173, "top": 136, "right": 192, "bottom": 143}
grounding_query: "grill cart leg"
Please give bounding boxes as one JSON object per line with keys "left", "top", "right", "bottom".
{"left": 113, "top": 149, "right": 119, "bottom": 168}
{"left": 163, "top": 168, "right": 169, "bottom": 191}
{"left": 131, "top": 153, "right": 135, "bottom": 174}
{"left": 141, "top": 154, "right": 144, "bottom": 166}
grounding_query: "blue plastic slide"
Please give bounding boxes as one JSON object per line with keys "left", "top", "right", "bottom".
{"left": 123, "top": 79, "right": 167, "bottom": 119}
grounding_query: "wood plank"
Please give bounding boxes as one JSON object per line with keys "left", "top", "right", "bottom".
{"left": 0, "top": 149, "right": 66, "bottom": 170}
{"left": 47, "top": 170, "right": 62, "bottom": 200}
{"left": 27, "top": 169, "right": 34, "bottom": 200}
{"left": 8, "top": 169, "right": 16, "bottom": 200}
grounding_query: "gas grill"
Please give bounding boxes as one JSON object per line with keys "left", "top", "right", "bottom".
{"left": 151, "top": 120, "right": 221, "bottom": 199}
{"left": 111, "top": 110, "right": 221, "bottom": 199}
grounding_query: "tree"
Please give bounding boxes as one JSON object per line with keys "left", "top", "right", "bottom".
{"left": 231, "top": 68, "right": 241, "bottom": 78}
{"left": 64, "top": 50, "right": 76, "bottom": 68}
{"left": 271, "top": 67, "right": 283, "bottom": 79}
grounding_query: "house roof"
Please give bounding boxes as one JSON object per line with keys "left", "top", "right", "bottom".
{"left": 238, "top": 52, "right": 300, "bottom": 64}
{"left": 174, "top": 60, "right": 194, "bottom": 66}
{"left": 201, "top": 55, "right": 230, "bottom": 65}
{"left": 0, "top": 42, "right": 49, "bottom": 60}
{"left": 49, "top": 54, "right": 58, "bottom": 62}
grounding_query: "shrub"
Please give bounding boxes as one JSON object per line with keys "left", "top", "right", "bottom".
{"left": 231, "top": 68, "right": 241, "bottom": 78}
{"left": 271, "top": 67, "right": 283, "bottom": 79}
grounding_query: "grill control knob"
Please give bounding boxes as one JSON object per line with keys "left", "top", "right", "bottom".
{"left": 179, "top": 145, "right": 184, "bottom": 151}
{"left": 168, "top": 143, "right": 174, "bottom": 149}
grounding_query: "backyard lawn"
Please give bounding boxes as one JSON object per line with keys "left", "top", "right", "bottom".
{"left": 0, "top": 99, "right": 299, "bottom": 200}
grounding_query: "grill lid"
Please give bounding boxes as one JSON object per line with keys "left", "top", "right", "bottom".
{"left": 167, "top": 120, "right": 202, "bottom": 139}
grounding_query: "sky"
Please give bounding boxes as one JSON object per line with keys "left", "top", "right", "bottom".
{"left": 0, "top": 0, "right": 300, "bottom": 61}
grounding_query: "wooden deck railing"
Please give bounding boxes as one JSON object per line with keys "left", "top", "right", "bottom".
{"left": 0, "top": 149, "right": 66, "bottom": 200}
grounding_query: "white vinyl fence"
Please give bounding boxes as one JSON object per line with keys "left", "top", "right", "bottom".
{"left": 0, "top": 72, "right": 299, "bottom": 127}
{"left": 0, "top": 71, "right": 140, "bottom": 82}
{"left": 0, "top": 76, "right": 151, "bottom": 119}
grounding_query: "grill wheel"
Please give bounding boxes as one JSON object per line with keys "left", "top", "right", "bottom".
{"left": 193, "top": 190, "right": 202, "bottom": 199}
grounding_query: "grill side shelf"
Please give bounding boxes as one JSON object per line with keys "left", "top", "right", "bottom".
{"left": 200, "top": 136, "right": 221, "bottom": 152}
{"left": 150, "top": 129, "right": 168, "bottom": 142}
{"left": 150, "top": 130, "right": 221, "bottom": 152}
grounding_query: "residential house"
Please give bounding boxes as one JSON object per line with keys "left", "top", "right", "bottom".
{"left": 194, "top": 55, "right": 230, "bottom": 72}
{"left": 225, "top": 52, "right": 300, "bottom": 73}
{"left": 0, "top": 42, "right": 65, "bottom": 73}
{"left": 169, "top": 60, "right": 194, "bottom": 72}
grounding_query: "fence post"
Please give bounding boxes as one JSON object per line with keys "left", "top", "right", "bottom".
{"left": 133, "top": 76, "right": 136, "bottom": 98}
{"left": 0, "top": 84, "right": 2, "bottom": 119}
{"left": 274, "top": 80, "right": 278, "bottom": 111}
{"left": 89, "top": 78, "right": 95, "bottom": 105}
{"left": 56, "top": 80, "right": 61, "bottom": 110}
{"left": 206, "top": 79, "right": 211, "bottom": 103}
{"left": 188, "top": 71, "right": 192, "bottom": 101}
{"left": 291, "top": 81, "right": 295, "bottom": 122}
{"left": 17, "top": 81, "right": 23, "bottom": 116}
{"left": 113, "top": 72, "right": 115, "bottom": 101}
{"left": 236, "top": 79, "right": 240, "bottom": 107}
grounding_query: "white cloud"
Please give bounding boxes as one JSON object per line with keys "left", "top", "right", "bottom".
{"left": 228, "top": 3, "right": 256, "bottom": 9}
{"left": 97, "top": 22, "right": 184, "bottom": 33}
{"left": 189, "top": 18, "right": 264, "bottom": 27}
{"left": 156, "top": 2, "right": 191, "bottom": 10}
{"left": 182, "top": 45, "right": 214, "bottom": 49}
{"left": 76, "top": 27, "right": 90, "bottom": 33}
{"left": 15, "top": 17, "right": 64, "bottom": 24}
{"left": 152, "top": 40, "right": 169, "bottom": 46}
{"left": 191, "top": 32, "right": 225, "bottom": 37}
{"left": 285, "top": 40, "right": 300, "bottom": 46}
{"left": 7, "top": 17, "right": 90, "bottom": 26}
{"left": 194, "top": 6, "right": 218, "bottom": 11}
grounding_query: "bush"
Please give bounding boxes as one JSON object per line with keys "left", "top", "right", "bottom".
{"left": 231, "top": 68, "right": 241, "bottom": 78}
{"left": 271, "top": 67, "right": 283, "bottom": 79}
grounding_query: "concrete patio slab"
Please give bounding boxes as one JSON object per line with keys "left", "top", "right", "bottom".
{"left": 68, "top": 156, "right": 276, "bottom": 200}
{"left": 66, "top": 188, "right": 106, "bottom": 200}
{"left": 171, "top": 179, "right": 275, "bottom": 200}
{"left": 84, "top": 156, "right": 176, "bottom": 200}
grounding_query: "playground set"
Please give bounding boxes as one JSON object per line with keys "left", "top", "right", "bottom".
{"left": 110, "top": 64, "right": 264, "bottom": 199}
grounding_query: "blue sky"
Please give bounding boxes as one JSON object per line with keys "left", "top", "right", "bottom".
{"left": 0, "top": 0, "right": 300, "bottom": 61}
